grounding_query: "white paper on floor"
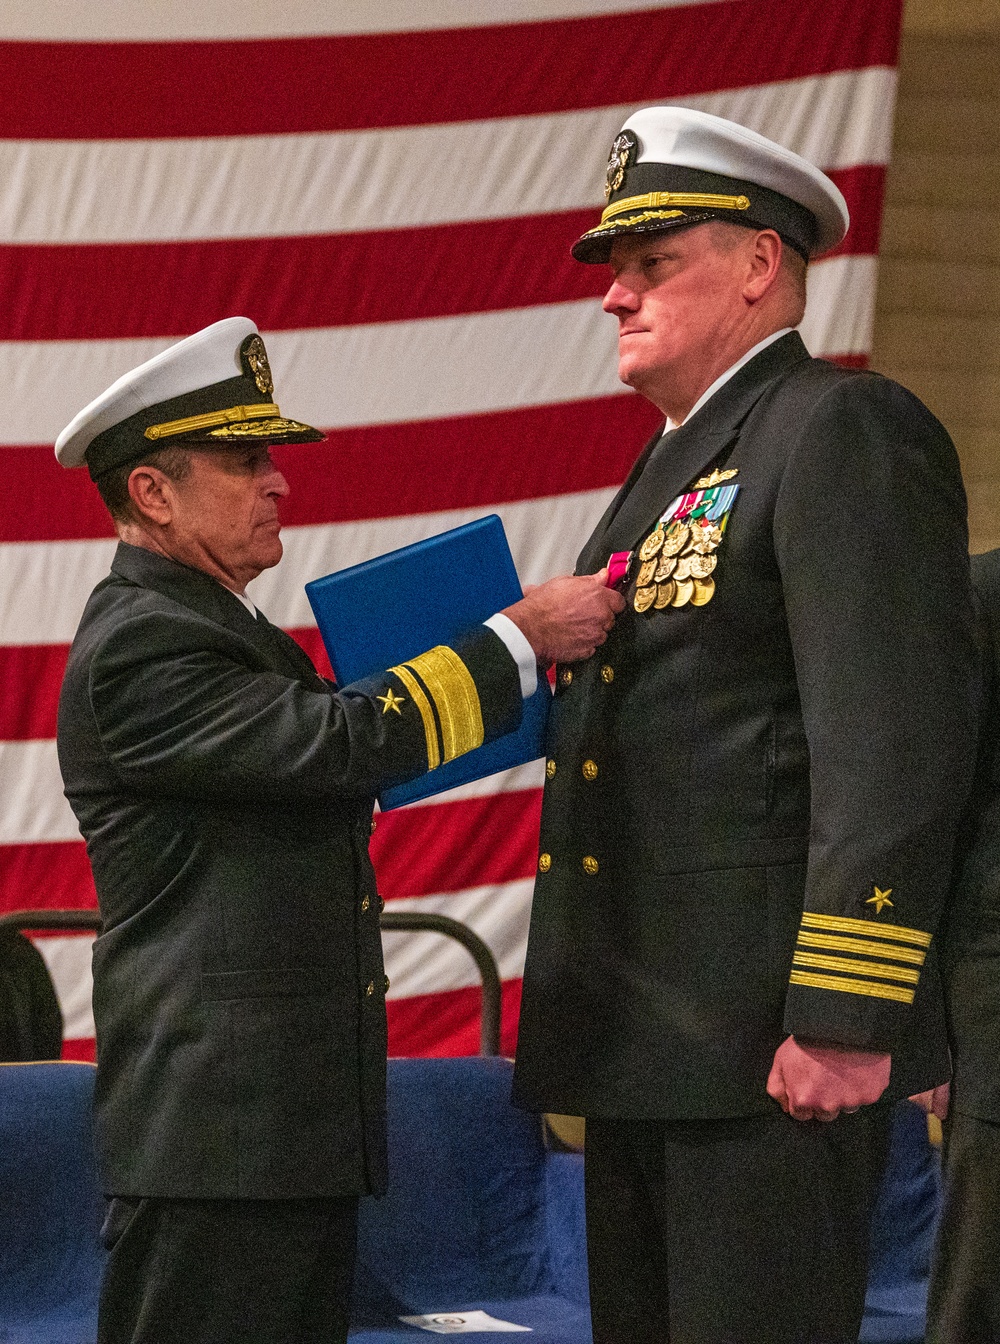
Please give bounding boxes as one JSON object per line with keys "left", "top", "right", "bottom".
{"left": 399, "top": 1310, "right": 532, "bottom": 1333}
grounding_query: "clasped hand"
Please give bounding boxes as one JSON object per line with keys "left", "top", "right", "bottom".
{"left": 766, "top": 1036, "right": 891, "bottom": 1122}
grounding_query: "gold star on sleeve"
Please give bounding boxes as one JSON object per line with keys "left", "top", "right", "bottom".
{"left": 866, "top": 887, "right": 894, "bottom": 914}
{"left": 376, "top": 688, "right": 406, "bottom": 715}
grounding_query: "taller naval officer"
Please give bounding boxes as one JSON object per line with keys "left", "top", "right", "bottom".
{"left": 54, "top": 317, "right": 624, "bottom": 1344}
{"left": 512, "top": 107, "right": 978, "bottom": 1343}
{"left": 926, "top": 544, "right": 1000, "bottom": 1342}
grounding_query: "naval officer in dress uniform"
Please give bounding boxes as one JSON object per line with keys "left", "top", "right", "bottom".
{"left": 54, "top": 317, "right": 623, "bottom": 1344}
{"left": 926, "top": 545, "right": 1000, "bottom": 1342}
{"left": 512, "top": 107, "right": 978, "bottom": 1343}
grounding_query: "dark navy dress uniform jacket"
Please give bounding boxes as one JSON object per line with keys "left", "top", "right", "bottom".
{"left": 57, "top": 542, "right": 522, "bottom": 1199}
{"left": 514, "top": 332, "right": 979, "bottom": 1120}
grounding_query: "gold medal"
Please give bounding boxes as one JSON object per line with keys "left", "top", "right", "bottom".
{"left": 671, "top": 578, "right": 694, "bottom": 608}
{"left": 661, "top": 521, "right": 689, "bottom": 556}
{"left": 639, "top": 529, "right": 664, "bottom": 562}
{"left": 633, "top": 585, "right": 657, "bottom": 613}
{"left": 636, "top": 559, "right": 658, "bottom": 587}
{"left": 674, "top": 556, "right": 693, "bottom": 582}
{"left": 691, "top": 576, "right": 716, "bottom": 606}
{"left": 689, "top": 553, "right": 717, "bottom": 579}
{"left": 691, "top": 524, "right": 724, "bottom": 554}
{"left": 654, "top": 580, "right": 675, "bottom": 609}
{"left": 653, "top": 553, "right": 676, "bottom": 582}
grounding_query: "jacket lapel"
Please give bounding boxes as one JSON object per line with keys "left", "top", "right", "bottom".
{"left": 583, "top": 332, "right": 812, "bottom": 568}
{"left": 577, "top": 426, "right": 664, "bottom": 574}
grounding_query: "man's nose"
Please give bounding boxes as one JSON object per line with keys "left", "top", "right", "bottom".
{"left": 603, "top": 278, "right": 639, "bottom": 316}
{"left": 266, "top": 469, "right": 291, "bottom": 498}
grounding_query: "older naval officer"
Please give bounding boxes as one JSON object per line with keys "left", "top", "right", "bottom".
{"left": 54, "top": 317, "right": 624, "bottom": 1344}
{"left": 512, "top": 108, "right": 978, "bottom": 1342}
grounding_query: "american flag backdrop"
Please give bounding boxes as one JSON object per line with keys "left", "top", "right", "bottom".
{"left": 0, "top": 0, "right": 903, "bottom": 1062}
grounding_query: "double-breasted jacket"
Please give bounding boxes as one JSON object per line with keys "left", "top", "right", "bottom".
{"left": 514, "top": 332, "right": 978, "bottom": 1119}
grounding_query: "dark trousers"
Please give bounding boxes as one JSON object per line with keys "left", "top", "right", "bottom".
{"left": 584, "top": 1107, "right": 893, "bottom": 1344}
{"left": 97, "top": 1195, "right": 359, "bottom": 1344}
{"left": 926, "top": 1111, "right": 1000, "bottom": 1344}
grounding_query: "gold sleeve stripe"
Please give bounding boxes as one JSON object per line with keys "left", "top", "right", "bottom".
{"left": 402, "top": 646, "right": 484, "bottom": 763}
{"left": 796, "top": 930, "right": 926, "bottom": 966}
{"left": 800, "top": 911, "right": 932, "bottom": 948}
{"left": 789, "top": 970, "right": 915, "bottom": 1006}
{"left": 387, "top": 665, "right": 440, "bottom": 772}
{"left": 791, "top": 951, "right": 920, "bottom": 985}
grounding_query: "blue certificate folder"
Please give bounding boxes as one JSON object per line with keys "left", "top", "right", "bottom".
{"left": 304, "top": 515, "right": 550, "bottom": 810}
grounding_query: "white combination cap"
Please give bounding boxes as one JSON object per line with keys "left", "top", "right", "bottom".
{"left": 573, "top": 105, "right": 849, "bottom": 263}
{"left": 55, "top": 316, "right": 323, "bottom": 479}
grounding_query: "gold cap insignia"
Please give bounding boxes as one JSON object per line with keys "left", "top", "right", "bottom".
{"left": 605, "top": 130, "right": 636, "bottom": 201}
{"left": 241, "top": 333, "right": 274, "bottom": 396}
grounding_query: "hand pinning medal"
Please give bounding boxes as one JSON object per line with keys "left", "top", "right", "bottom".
{"left": 627, "top": 472, "right": 740, "bottom": 614}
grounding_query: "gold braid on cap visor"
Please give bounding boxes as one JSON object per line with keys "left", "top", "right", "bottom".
{"left": 144, "top": 402, "right": 281, "bottom": 441}
{"left": 580, "top": 190, "right": 751, "bottom": 238}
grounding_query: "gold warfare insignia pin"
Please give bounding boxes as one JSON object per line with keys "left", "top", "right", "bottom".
{"left": 605, "top": 130, "right": 636, "bottom": 201}
{"left": 241, "top": 334, "right": 274, "bottom": 396}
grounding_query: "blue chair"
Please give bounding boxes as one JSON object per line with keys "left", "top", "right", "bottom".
{"left": 0, "top": 1062, "right": 106, "bottom": 1344}
{"left": 861, "top": 1100, "right": 942, "bottom": 1344}
{"left": 349, "top": 1057, "right": 591, "bottom": 1342}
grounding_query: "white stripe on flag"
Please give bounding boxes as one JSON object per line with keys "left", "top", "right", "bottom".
{"left": 0, "top": 490, "right": 616, "bottom": 647}
{"left": 0, "top": 740, "right": 78, "bottom": 844}
{"left": 800, "top": 254, "right": 879, "bottom": 363}
{"left": 382, "top": 879, "right": 534, "bottom": 998}
{"left": 2, "top": 302, "right": 622, "bottom": 444}
{"left": 3, "top": 0, "right": 716, "bottom": 41}
{"left": 0, "top": 255, "right": 875, "bottom": 447}
{"left": 34, "top": 934, "right": 96, "bottom": 1042}
{"left": 0, "top": 71, "right": 894, "bottom": 244}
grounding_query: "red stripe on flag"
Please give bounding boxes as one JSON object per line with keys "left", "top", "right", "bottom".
{"left": 62, "top": 1038, "right": 97, "bottom": 1062}
{"left": 373, "top": 789, "right": 543, "bottom": 899}
{"left": 0, "top": 842, "right": 96, "bottom": 913}
{"left": 825, "top": 166, "right": 886, "bottom": 258}
{"left": 0, "top": 1, "right": 901, "bottom": 139}
{"left": 388, "top": 978, "right": 523, "bottom": 1058}
{"left": 0, "top": 172, "right": 882, "bottom": 342}
{"left": 0, "top": 645, "right": 67, "bottom": 740}
{"left": 0, "top": 214, "right": 601, "bottom": 342}
{"left": 0, "top": 394, "right": 661, "bottom": 545}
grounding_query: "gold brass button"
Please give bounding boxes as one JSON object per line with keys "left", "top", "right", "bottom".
{"left": 582, "top": 856, "right": 599, "bottom": 876}
{"left": 361, "top": 894, "right": 370, "bottom": 912}
{"left": 560, "top": 668, "right": 573, "bottom": 687}
{"left": 379, "top": 895, "right": 386, "bottom": 913}
{"left": 546, "top": 759, "right": 557, "bottom": 779}
{"left": 601, "top": 664, "right": 615, "bottom": 684}
{"left": 370, "top": 818, "right": 377, "bottom": 834}
{"left": 582, "top": 759, "right": 598, "bottom": 781}
{"left": 384, "top": 975, "right": 391, "bottom": 993}
{"left": 538, "top": 853, "right": 552, "bottom": 873}
{"left": 365, "top": 981, "right": 375, "bottom": 997}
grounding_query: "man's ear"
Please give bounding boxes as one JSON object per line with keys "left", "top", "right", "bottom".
{"left": 742, "top": 230, "right": 784, "bottom": 304}
{"left": 127, "top": 466, "right": 175, "bottom": 526}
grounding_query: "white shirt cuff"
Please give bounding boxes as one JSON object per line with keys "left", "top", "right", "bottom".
{"left": 483, "top": 613, "right": 538, "bottom": 699}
